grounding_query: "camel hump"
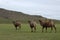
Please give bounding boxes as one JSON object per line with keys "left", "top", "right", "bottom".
{"left": 45, "top": 19, "right": 54, "bottom": 25}
{"left": 48, "top": 20, "right": 54, "bottom": 25}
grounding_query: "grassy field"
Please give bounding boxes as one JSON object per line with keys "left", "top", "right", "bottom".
{"left": 0, "top": 24, "right": 60, "bottom": 40}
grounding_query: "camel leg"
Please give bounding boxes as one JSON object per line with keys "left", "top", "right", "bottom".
{"left": 45, "top": 27, "right": 47, "bottom": 32}
{"left": 15, "top": 26, "right": 17, "bottom": 30}
{"left": 53, "top": 25, "right": 56, "bottom": 33}
{"left": 50, "top": 27, "right": 53, "bottom": 33}
{"left": 31, "top": 27, "right": 33, "bottom": 32}
{"left": 14, "top": 25, "right": 17, "bottom": 30}
{"left": 19, "top": 25, "right": 21, "bottom": 29}
{"left": 34, "top": 27, "right": 36, "bottom": 32}
{"left": 30, "top": 25, "right": 33, "bottom": 32}
{"left": 42, "top": 27, "right": 44, "bottom": 32}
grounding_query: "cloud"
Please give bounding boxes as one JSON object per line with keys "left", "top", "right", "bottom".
{"left": 0, "top": 0, "right": 60, "bottom": 20}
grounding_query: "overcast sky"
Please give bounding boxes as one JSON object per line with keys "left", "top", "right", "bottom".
{"left": 0, "top": 0, "right": 60, "bottom": 20}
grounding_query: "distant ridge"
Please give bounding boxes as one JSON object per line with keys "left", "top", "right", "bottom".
{"left": 0, "top": 8, "right": 60, "bottom": 23}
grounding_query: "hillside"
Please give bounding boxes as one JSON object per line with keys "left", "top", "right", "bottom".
{"left": 0, "top": 8, "right": 60, "bottom": 23}
{"left": 0, "top": 8, "right": 44, "bottom": 23}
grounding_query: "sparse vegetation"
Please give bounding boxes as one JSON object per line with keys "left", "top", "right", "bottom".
{"left": 0, "top": 8, "right": 60, "bottom": 24}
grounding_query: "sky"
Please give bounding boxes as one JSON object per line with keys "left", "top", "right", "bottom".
{"left": 0, "top": 0, "right": 60, "bottom": 20}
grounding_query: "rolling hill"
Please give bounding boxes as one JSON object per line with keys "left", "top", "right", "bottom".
{"left": 0, "top": 8, "right": 60, "bottom": 24}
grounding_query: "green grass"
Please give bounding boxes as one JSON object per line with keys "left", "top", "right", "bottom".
{"left": 0, "top": 24, "right": 60, "bottom": 40}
